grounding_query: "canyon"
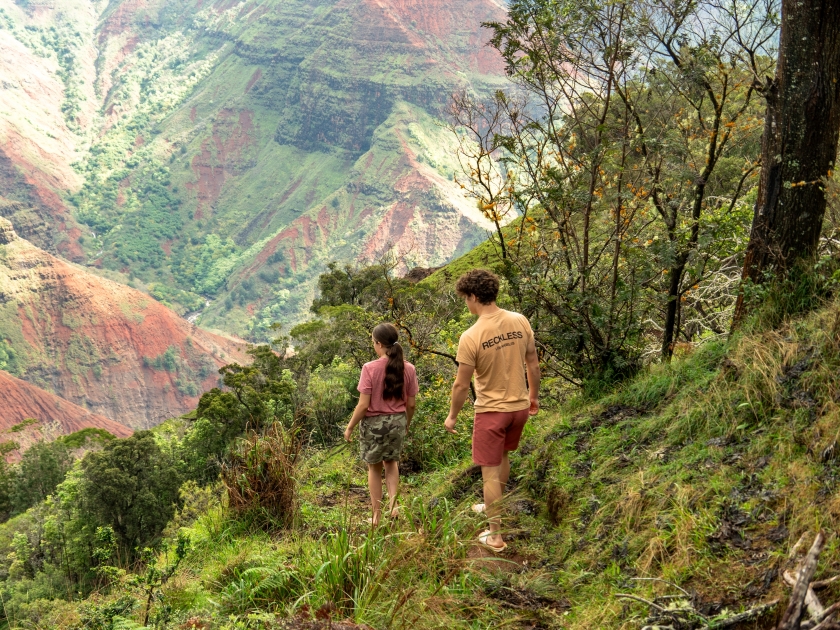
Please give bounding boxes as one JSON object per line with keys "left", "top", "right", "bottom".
{"left": 0, "top": 0, "right": 506, "bottom": 431}
{"left": 0, "top": 369, "right": 133, "bottom": 461}
{"left": 0, "top": 0, "right": 507, "bottom": 338}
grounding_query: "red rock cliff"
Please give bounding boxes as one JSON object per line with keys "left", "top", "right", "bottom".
{"left": 0, "top": 218, "right": 248, "bottom": 429}
{"left": 0, "top": 369, "right": 133, "bottom": 460}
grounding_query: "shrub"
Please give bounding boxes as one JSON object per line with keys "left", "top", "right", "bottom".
{"left": 0, "top": 339, "right": 20, "bottom": 375}
{"left": 60, "top": 428, "right": 115, "bottom": 450}
{"left": 401, "top": 385, "right": 472, "bottom": 472}
{"left": 180, "top": 348, "right": 299, "bottom": 482}
{"left": 80, "top": 432, "right": 182, "bottom": 559}
{"left": 221, "top": 424, "right": 302, "bottom": 529}
{"left": 305, "top": 359, "right": 357, "bottom": 444}
{"left": 12, "top": 441, "right": 71, "bottom": 515}
{"left": 216, "top": 563, "right": 307, "bottom": 615}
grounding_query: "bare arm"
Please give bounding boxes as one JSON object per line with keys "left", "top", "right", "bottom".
{"left": 525, "top": 336, "right": 541, "bottom": 415}
{"left": 344, "top": 393, "right": 372, "bottom": 441}
{"left": 405, "top": 395, "right": 416, "bottom": 431}
{"left": 444, "top": 363, "right": 475, "bottom": 433}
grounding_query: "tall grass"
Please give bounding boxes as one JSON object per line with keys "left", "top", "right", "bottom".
{"left": 34, "top": 297, "right": 840, "bottom": 629}
{"left": 312, "top": 527, "right": 388, "bottom": 617}
{"left": 740, "top": 256, "right": 840, "bottom": 333}
{"left": 204, "top": 495, "right": 505, "bottom": 627}
{"left": 221, "top": 423, "right": 302, "bottom": 529}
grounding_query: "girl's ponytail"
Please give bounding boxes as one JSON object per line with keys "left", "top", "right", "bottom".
{"left": 373, "top": 323, "right": 405, "bottom": 400}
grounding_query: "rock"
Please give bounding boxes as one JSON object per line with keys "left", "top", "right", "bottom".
{"left": 0, "top": 217, "right": 17, "bottom": 244}
{"left": 404, "top": 266, "right": 441, "bottom": 282}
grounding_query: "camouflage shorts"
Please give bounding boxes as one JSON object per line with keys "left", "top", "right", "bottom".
{"left": 358, "top": 413, "right": 407, "bottom": 464}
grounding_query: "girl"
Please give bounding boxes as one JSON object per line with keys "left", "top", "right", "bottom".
{"left": 344, "top": 323, "right": 418, "bottom": 526}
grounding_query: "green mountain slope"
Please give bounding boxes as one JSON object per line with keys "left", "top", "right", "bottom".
{"left": 0, "top": 0, "right": 507, "bottom": 339}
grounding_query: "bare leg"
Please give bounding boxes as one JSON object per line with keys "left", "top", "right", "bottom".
{"left": 474, "top": 452, "right": 511, "bottom": 514}
{"left": 383, "top": 460, "right": 400, "bottom": 517}
{"left": 367, "top": 462, "right": 383, "bottom": 526}
{"left": 481, "top": 461, "right": 506, "bottom": 548}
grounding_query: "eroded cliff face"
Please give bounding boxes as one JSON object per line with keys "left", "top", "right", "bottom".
{"left": 0, "top": 219, "right": 247, "bottom": 429}
{"left": 0, "top": 369, "right": 133, "bottom": 460}
{"left": 0, "top": 0, "right": 101, "bottom": 260}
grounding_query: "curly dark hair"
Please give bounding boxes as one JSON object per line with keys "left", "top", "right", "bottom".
{"left": 455, "top": 269, "right": 500, "bottom": 305}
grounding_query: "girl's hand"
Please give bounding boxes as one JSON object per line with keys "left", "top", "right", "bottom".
{"left": 344, "top": 425, "right": 354, "bottom": 442}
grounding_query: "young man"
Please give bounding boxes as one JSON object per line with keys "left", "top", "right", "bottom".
{"left": 444, "top": 269, "right": 540, "bottom": 551}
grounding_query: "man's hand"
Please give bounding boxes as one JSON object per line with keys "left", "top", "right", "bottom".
{"left": 529, "top": 398, "right": 540, "bottom": 416}
{"left": 445, "top": 363, "right": 474, "bottom": 435}
{"left": 343, "top": 425, "right": 354, "bottom": 442}
{"left": 444, "top": 415, "right": 458, "bottom": 434}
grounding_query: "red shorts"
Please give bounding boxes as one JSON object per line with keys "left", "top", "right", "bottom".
{"left": 472, "top": 409, "right": 529, "bottom": 467}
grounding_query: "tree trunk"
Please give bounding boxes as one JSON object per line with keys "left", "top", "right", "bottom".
{"left": 662, "top": 261, "right": 685, "bottom": 359}
{"left": 734, "top": 0, "right": 840, "bottom": 325}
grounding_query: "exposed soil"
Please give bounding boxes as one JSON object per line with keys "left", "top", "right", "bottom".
{"left": 484, "top": 580, "right": 570, "bottom": 612}
{"left": 0, "top": 369, "right": 133, "bottom": 460}
{"left": 0, "top": 220, "right": 248, "bottom": 429}
{"left": 187, "top": 109, "right": 255, "bottom": 220}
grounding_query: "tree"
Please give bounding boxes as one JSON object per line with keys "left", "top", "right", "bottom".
{"left": 464, "top": 0, "right": 656, "bottom": 381}
{"left": 310, "top": 262, "right": 393, "bottom": 313}
{"left": 452, "top": 0, "right": 774, "bottom": 382}
{"left": 735, "top": 0, "right": 840, "bottom": 323}
{"left": 80, "top": 432, "right": 181, "bottom": 559}
{"left": 12, "top": 441, "right": 71, "bottom": 515}
{"left": 0, "top": 460, "right": 13, "bottom": 521}
{"left": 181, "top": 345, "right": 299, "bottom": 481}
{"left": 630, "top": 0, "right": 775, "bottom": 357}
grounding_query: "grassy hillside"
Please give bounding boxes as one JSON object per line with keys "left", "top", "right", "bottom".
{"left": 3, "top": 295, "right": 839, "bottom": 628}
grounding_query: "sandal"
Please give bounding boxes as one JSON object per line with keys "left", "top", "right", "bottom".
{"left": 478, "top": 529, "right": 507, "bottom": 552}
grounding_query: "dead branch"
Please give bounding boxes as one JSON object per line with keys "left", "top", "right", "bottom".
{"left": 778, "top": 532, "right": 826, "bottom": 630}
{"left": 803, "top": 602, "right": 840, "bottom": 630}
{"left": 712, "top": 601, "right": 780, "bottom": 628}
{"left": 809, "top": 618, "right": 840, "bottom": 630}
{"left": 616, "top": 593, "right": 668, "bottom": 612}
{"left": 784, "top": 569, "right": 825, "bottom": 619}
{"left": 618, "top": 586, "right": 776, "bottom": 629}
{"left": 790, "top": 533, "right": 809, "bottom": 560}
{"left": 812, "top": 577, "right": 840, "bottom": 591}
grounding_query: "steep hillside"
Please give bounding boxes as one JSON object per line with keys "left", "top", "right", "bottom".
{"left": 6, "top": 299, "right": 840, "bottom": 628}
{"left": 0, "top": 218, "right": 247, "bottom": 429}
{"left": 0, "top": 0, "right": 102, "bottom": 259}
{"left": 0, "top": 0, "right": 507, "bottom": 337}
{"left": 0, "top": 369, "right": 132, "bottom": 460}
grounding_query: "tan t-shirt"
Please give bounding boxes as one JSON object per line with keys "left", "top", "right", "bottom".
{"left": 456, "top": 308, "right": 534, "bottom": 414}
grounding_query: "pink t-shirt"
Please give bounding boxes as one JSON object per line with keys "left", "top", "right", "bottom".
{"left": 357, "top": 356, "right": 419, "bottom": 417}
